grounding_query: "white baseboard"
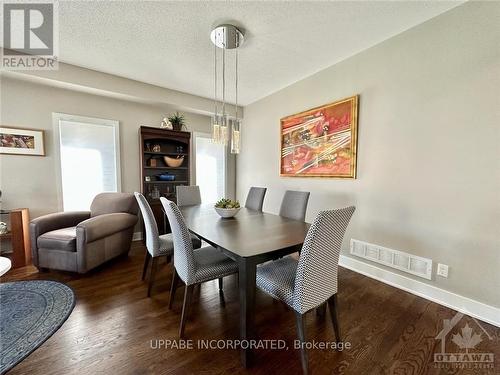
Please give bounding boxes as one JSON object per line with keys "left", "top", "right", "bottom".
{"left": 132, "top": 232, "right": 142, "bottom": 242}
{"left": 339, "top": 255, "right": 500, "bottom": 328}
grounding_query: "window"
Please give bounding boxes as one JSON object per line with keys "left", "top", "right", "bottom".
{"left": 54, "top": 113, "right": 121, "bottom": 211}
{"left": 194, "top": 133, "right": 225, "bottom": 202}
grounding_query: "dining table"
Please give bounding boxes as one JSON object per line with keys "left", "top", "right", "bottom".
{"left": 179, "top": 204, "right": 310, "bottom": 368}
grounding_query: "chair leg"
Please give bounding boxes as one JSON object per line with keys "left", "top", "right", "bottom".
{"left": 147, "top": 257, "right": 159, "bottom": 297}
{"left": 218, "top": 277, "right": 223, "bottom": 291}
{"left": 327, "top": 294, "right": 341, "bottom": 342}
{"left": 179, "top": 284, "right": 194, "bottom": 338}
{"left": 316, "top": 302, "right": 327, "bottom": 319}
{"left": 295, "top": 312, "right": 309, "bottom": 375}
{"left": 142, "top": 252, "right": 151, "bottom": 281}
{"left": 169, "top": 268, "right": 180, "bottom": 309}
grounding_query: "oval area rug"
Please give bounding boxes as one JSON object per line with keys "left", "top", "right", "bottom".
{"left": 0, "top": 280, "right": 75, "bottom": 374}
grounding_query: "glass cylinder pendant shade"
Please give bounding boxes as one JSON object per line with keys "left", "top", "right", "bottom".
{"left": 230, "top": 119, "right": 241, "bottom": 154}
{"left": 220, "top": 114, "right": 229, "bottom": 145}
{"left": 211, "top": 115, "right": 221, "bottom": 143}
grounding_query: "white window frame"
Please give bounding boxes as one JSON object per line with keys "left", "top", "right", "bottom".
{"left": 192, "top": 131, "right": 227, "bottom": 199}
{"left": 52, "top": 112, "right": 121, "bottom": 211}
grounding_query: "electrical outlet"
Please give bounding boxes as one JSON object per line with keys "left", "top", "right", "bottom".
{"left": 437, "top": 263, "right": 449, "bottom": 278}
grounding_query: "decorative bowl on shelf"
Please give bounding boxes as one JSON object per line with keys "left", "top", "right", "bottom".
{"left": 157, "top": 173, "right": 175, "bottom": 181}
{"left": 214, "top": 198, "right": 241, "bottom": 219}
{"left": 163, "top": 155, "right": 184, "bottom": 167}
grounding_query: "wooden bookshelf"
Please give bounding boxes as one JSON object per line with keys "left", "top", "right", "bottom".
{"left": 139, "top": 126, "right": 191, "bottom": 235}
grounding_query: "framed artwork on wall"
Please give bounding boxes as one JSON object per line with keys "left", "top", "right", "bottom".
{"left": 280, "top": 95, "right": 359, "bottom": 178}
{"left": 0, "top": 126, "right": 45, "bottom": 156}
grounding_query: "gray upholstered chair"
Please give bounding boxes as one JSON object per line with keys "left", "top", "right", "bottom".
{"left": 256, "top": 206, "right": 355, "bottom": 374}
{"left": 176, "top": 185, "right": 201, "bottom": 206}
{"left": 161, "top": 197, "right": 238, "bottom": 338}
{"left": 244, "top": 186, "right": 267, "bottom": 211}
{"left": 279, "top": 190, "right": 311, "bottom": 222}
{"left": 30, "top": 193, "right": 139, "bottom": 274}
{"left": 134, "top": 192, "right": 201, "bottom": 297}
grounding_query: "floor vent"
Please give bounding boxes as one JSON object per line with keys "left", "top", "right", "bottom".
{"left": 350, "top": 239, "right": 432, "bottom": 280}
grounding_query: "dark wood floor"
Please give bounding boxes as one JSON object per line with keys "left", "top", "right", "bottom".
{"left": 2, "top": 242, "right": 499, "bottom": 375}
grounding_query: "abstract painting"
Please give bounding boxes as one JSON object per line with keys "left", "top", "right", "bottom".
{"left": 0, "top": 126, "right": 45, "bottom": 156}
{"left": 280, "top": 95, "right": 358, "bottom": 178}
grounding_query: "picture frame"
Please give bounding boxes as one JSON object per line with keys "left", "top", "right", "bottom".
{"left": 0, "top": 126, "right": 46, "bottom": 156}
{"left": 280, "top": 95, "right": 359, "bottom": 178}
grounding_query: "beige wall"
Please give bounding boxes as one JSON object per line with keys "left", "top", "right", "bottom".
{"left": 237, "top": 2, "right": 500, "bottom": 307}
{"left": 0, "top": 76, "right": 236, "bottom": 219}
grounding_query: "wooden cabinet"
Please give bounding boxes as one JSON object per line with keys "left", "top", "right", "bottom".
{"left": 0, "top": 208, "right": 31, "bottom": 268}
{"left": 139, "top": 126, "right": 191, "bottom": 235}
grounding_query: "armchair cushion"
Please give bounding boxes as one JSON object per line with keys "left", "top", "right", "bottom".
{"left": 37, "top": 226, "right": 77, "bottom": 252}
{"left": 30, "top": 211, "right": 91, "bottom": 266}
{"left": 77, "top": 213, "right": 138, "bottom": 243}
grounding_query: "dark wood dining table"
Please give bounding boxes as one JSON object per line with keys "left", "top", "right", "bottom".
{"left": 179, "top": 204, "right": 310, "bottom": 367}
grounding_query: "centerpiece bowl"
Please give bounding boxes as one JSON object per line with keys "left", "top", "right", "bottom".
{"left": 214, "top": 198, "right": 241, "bottom": 219}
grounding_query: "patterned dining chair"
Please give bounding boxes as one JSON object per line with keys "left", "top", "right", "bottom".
{"left": 244, "top": 186, "right": 267, "bottom": 211}
{"left": 176, "top": 185, "right": 202, "bottom": 206}
{"left": 279, "top": 190, "right": 311, "bottom": 222}
{"left": 161, "top": 197, "right": 238, "bottom": 338}
{"left": 175, "top": 185, "right": 203, "bottom": 248}
{"left": 134, "top": 193, "right": 201, "bottom": 297}
{"left": 256, "top": 206, "right": 355, "bottom": 375}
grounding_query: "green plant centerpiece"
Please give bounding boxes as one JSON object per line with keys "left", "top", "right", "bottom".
{"left": 168, "top": 112, "right": 186, "bottom": 131}
{"left": 215, "top": 198, "right": 240, "bottom": 209}
{"left": 214, "top": 198, "right": 241, "bottom": 218}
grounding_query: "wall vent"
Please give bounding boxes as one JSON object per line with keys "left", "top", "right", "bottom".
{"left": 350, "top": 239, "right": 432, "bottom": 280}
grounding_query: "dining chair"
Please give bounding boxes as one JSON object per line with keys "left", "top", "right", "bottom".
{"left": 176, "top": 185, "right": 202, "bottom": 206}
{"left": 175, "top": 185, "right": 203, "bottom": 246}
{"left": 279, "top": 190, "right": 311, "bottom": 222}
{"left": 244, "top": 186, "right": 267, "bottom": 211}
{"left": 161, "top": 197, "right": 238, "bottom": 338}
{"left": 134, "top": 192, "right": 202, "bottom": 297}
{"left": 256, "top": 206, "right": 355, "bottom": 375}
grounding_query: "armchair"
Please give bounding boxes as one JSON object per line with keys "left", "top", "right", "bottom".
{"left": 30, "top": 193, "right": 138, "bottom": 273}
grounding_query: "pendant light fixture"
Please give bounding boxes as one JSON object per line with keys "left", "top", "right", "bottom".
{"left": 210, "top": 24, "right": 244, "bottom": 154}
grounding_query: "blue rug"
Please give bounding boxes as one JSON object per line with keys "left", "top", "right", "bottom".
{"left": 0, "top": 280, "right": 75, "bottom": 374}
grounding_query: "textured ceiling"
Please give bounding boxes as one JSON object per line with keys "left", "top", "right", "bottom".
{"left": 58, "top": 1, "right": 463, "bottom": 105}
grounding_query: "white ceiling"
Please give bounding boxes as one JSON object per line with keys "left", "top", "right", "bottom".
{"left": 58, "top": 1, "right": 463, "bottom": 105}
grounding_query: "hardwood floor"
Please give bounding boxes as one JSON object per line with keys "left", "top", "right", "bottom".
{"left": 2, "top": 242, "right": 499, "bottom": 375}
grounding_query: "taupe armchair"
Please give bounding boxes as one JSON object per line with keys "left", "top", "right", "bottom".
{"left": 30, "top": 193, "right": 139, "bottom": 273}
